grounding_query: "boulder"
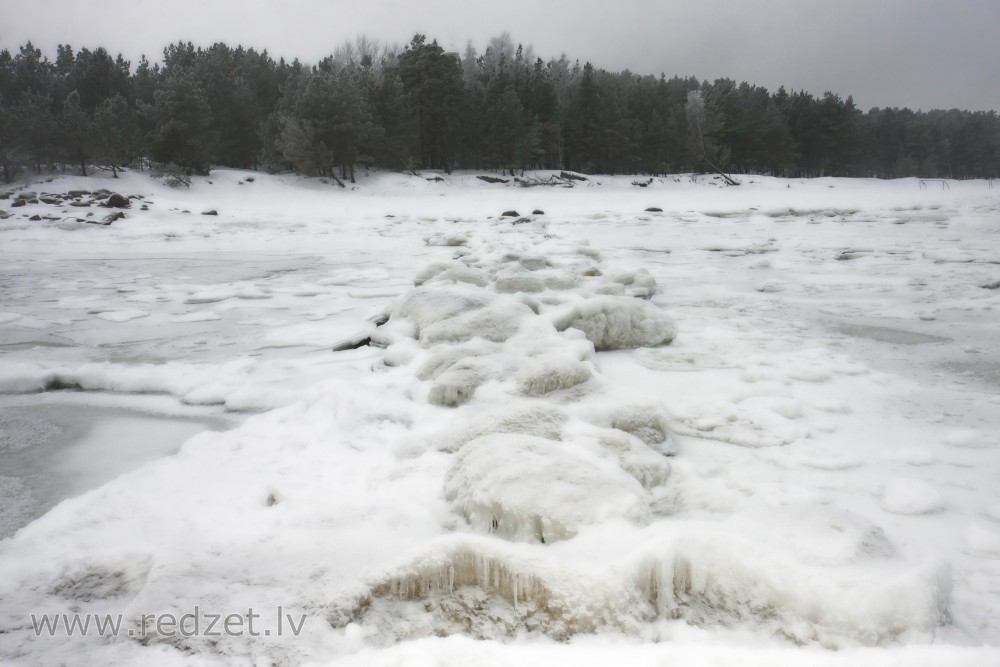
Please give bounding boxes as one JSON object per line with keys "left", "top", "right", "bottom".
{"left": 105, "top": 193, "right": 130, "bottom": 208}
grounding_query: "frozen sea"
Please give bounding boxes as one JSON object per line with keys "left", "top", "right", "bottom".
{"left": 0, "top": 169, "right": 998, "bottom": 666}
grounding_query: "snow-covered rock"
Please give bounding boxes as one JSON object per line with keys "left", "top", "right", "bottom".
{"left": 445, "top": 434, "right": 651, "bottom": 543}
{"left": 552, "top": 296, "right": 676, "bottom": 350}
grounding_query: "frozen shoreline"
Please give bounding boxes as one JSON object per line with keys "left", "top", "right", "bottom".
{"left": 1, "top": 169, "right": 998, "bottom": 665}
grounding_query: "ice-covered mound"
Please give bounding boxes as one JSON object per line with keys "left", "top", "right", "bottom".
{"left": 328, "top": 537, "right": 646, "bottom": 642}
{"left": 445, "top": 434, "right": 651, "bottom": 542}
{"left": 517, "top": 356, "right": 594, "bottom": 396}
{"left": 326, "top": 527, "right": 950, "bottom": 648}
{"left": 565, "top": 423, "right": 673, "bottom": 490}
{"left": 420, "top": 300, "right": 536, "bottom": 345}
{"left": 390, "top": 285, "right": 494, "bottom": 335}
{"left": 576, "top": 402, "right": 679, "bottom": 456}
{"left": 432, "top": 403, "right": 568, "bottom": 453}
{"left": 635, "top": 531, "right": 952, "bottom": 647}
{"left": 552, "top": 296, "right": 677, "bottom": 350}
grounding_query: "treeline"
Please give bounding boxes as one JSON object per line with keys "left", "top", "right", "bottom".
{"left": 1, "top": 34, "right": 998, "bottom": 184}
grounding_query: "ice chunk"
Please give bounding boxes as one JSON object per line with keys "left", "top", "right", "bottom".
{"left": 580, "top": 403, "right": 678, "bottom": 456}
{"left": 676, "top": 401, "right": 806, "bottom": 448}
{"left": 184, "top": 288, "right": 237, "bottom": 304}
{"left": 962, "top": 524, "right": 1000, "bottom": 557}
{"left": 636, "top": 534, "right": 952, "bottom": 647}
{"left": 416, "top": 339, "right": 502, "bottom": 380}
{"left": 433, "top": 404, "right": 567, "bottom": 453}
{"left": 420, "top": 301, "right": 536, "bottom": 346}
{"left": 95, "top": 309, "right": 148, "bottom": 322}
{"left": 882, "top": 478, "right": 945, "bottom": 515}
{"left": 576, "top": 425, "right": 672, "bottom": 489}
{"left": 608, "top": 269, "right": 657, "bottom": 298}
{"left": 413, "top": 261, "right": 454, "bottom": 285}
{"left": 552, "top": 296, "right": 676, "bottom": 351}
{"left": 519, "top": 256, "right": 549, "bottom": 271}
{"left": 427, "top": 360, "right": 501, "bottom": 407}
{"left": 391, "top": 286, "right": 493, "bottom": 334}
{"left": 170, "top": 311, "right": 221, "bottom": 323}
{"left": 329, "top": 538, "right": 643, "bottom": 642}
{"left": 445, "top": 434, "right": 650, "bottom": 543}
{"left": 518, "top": 358, "right": 592, "bottom": 396}
{"left": 425, "top": 266, "right": 490, "bottom": 288}
{"left": 494, "top": 273, "right": 545, "bottom": 294}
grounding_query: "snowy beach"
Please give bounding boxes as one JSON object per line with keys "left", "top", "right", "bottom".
{"left": 1, "top": 170, "right": 999, "bottom": 665}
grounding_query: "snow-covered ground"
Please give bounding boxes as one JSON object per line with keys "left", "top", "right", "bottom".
{"left": 0, "top": 169, "right": 998, "bottom": 666}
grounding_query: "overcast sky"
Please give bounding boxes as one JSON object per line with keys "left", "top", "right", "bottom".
{"left": 2, "top": 0, "right": 997, "bottom": 112}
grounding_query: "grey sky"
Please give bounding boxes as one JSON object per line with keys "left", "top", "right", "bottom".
{"left": 2, "top": 0, "right": 997, "bottom": 111}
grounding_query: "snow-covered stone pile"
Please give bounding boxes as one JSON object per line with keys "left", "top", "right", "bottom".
{"left": 321, "top": 215, "right": 950, "bottom": 648}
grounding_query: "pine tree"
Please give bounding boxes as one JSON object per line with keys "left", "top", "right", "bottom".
{"left": 141, "top": 67, "right": 216, "bottom": 174}
{"left": 60, "top": 90, "right": 95, "bottom": 175}
{"left": 93, "top": 94, "right": 141, "bottom": 176}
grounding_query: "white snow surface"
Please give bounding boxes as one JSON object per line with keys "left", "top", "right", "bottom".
{"left": 0, "top": 169, "right": 999, "bottom": 666}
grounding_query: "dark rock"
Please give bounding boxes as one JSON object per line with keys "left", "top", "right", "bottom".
{"left": 40, "top": 197, "right": 59, "bottom": 205}
{"left": 95, "top": 188, "right": 111, "bottom": 195}
{"left": 105, "top": 193, "right": 130, "bottom": 208}
{"left": 70, "top": 201, "right": 91, "bottom": 207}
{"left": 27, "top": 198, "right": 39, "bottom": 204}
{"left": 0, "top": 210, "right": 10, "bottom": 219}
{"left": 332, "top": 334, "right": 372, "bottom": 351}
{"left": 245, "top": 177, "right": 255, "bottom": 183}
{"left": 202, "top": 209, "right": 218, "bottom": 216}
{"left": 981, "top": 279, "right": 1000, "bottom": 290}
{"left": 103, "top": 211, "right": 126, "bottom": 224}
{"left": 501, "top": 210, "right": 520, "bottom": 218}
{"left": 68, "top": 190, "right": 90, "bottom": 197}
{"left": 140, "top": 205, "right": 149, "bottom": 211}
{"left": 0, "top": 193, "right": 10, "bottom": 200}
{"left": 28, "top": 214, "right": 41, "bottom": 221}
{"left": 645, "top": 207, "right": 663, "bottom": 213}
{"left": 11, "top": 199, "right": 26, "bottom": 207}
{"left": 532, "top": 209, "right": 545, "bottom": 215}
{"left": 512, "top": 217, "right": 532, "bottom": 225}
